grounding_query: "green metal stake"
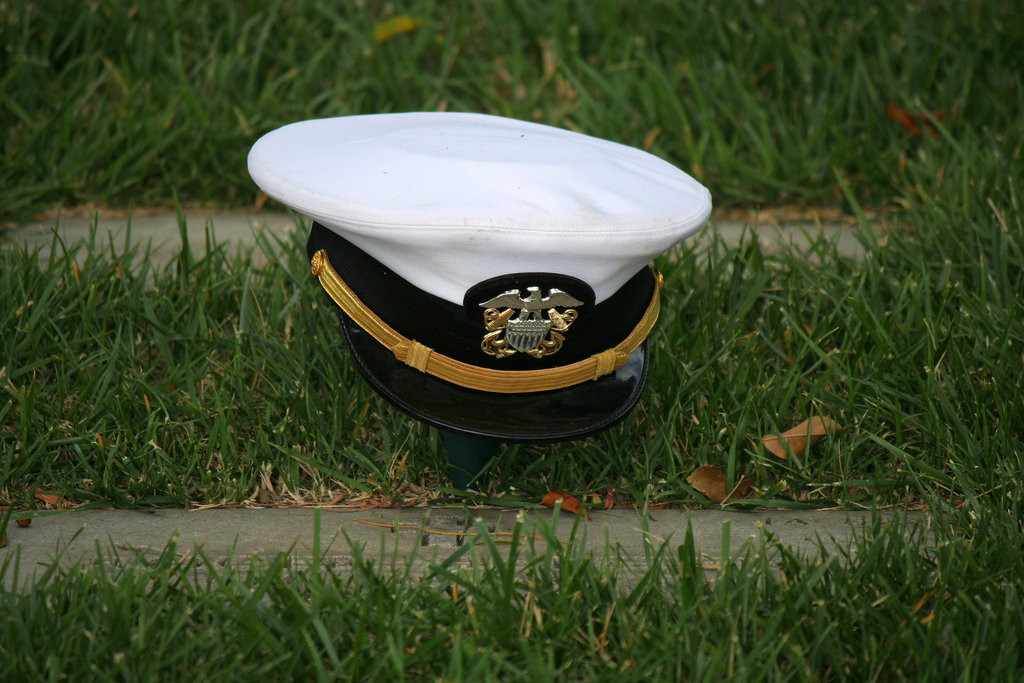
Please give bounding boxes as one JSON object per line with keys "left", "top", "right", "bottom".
{"left": 443, "top": 431, "right": 500, "bottom": 490}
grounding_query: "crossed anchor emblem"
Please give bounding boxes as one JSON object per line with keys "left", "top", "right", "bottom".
{"left": 479, "top": 287, "right": 583, "bottom": 359}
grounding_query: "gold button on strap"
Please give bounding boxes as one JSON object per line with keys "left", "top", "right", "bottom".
{"left": 311, "top": 249, "right": 661, "bottom": 394}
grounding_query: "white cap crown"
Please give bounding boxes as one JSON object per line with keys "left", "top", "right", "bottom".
{"left": 248, "top": 112, "right": 711, "bottom": 303}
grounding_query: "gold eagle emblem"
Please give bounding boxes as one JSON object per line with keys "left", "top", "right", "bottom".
{"left": 479, "top": 287, "right": 582, "bottom": 359}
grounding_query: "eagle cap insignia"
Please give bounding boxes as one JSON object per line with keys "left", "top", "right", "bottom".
{"left": 480, "top": 287, "right": 583, "bottom": 359}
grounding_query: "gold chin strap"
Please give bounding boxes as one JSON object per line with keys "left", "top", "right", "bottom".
{"left": 310, "top": 249, "right": 661, "bottom": 394}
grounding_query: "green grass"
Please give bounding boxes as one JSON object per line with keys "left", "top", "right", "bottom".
{"left": 2, "top": 190, "right": 1020, "bottom": 512}
{"left": 2, "top": 510, "right": 1021, "bottom": 680}
{"left": 2, "top": 0, "right": 1023, "bottom": 678}
{"left": 2, "top": 0, "right": 1022, "bottom": 221}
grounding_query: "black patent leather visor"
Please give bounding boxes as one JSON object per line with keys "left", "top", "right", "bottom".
{"left": 341, "top": 315, "right": 648, "bottom": 442}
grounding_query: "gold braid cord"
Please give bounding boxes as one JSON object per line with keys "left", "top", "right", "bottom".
{"left": 310, "top": 249, "right": 661, "bottom": 394}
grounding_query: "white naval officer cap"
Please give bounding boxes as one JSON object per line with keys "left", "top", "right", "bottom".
{"left": 248, "top": 112, "right": 711, "bottom": 442}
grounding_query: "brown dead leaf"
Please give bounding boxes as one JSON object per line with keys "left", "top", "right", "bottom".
{"left": 33, "top": 492, "right": 71, "bottom": 508}
{"left": 16, "top": 518, "right": 31, "bottom": 528}
{"left": 541, "top": 491, "right": 591, "bottom": 520}
{"left": 686, "top": 465, "right": 729, "bottom": 503}
{"left": 583, "top": 487, "right": 615, "bottom": 510}
{"left": 886, "top": 100, "right": 947, "bottom": 140}
{"left": 726, "top": 475, "right": 755, "bottom": 502}
{"left": 762, "top": 416, "right": 842, "bottom": 459}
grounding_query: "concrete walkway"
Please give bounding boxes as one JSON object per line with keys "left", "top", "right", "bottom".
{"left": 2, "top": 209, "right": 919, "bottom": 591}
{"left": 5, "top": 211, "right": 302, "bottom": 268}
{"left": 2, "top": 507, "right": 931, "bottom": 591}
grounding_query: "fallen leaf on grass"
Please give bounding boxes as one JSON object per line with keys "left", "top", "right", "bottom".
{"left": 33, "top": 492, "right": 72, "bottom": 508}
{"left": 886, "top": 101, "right": 947, "bottom": 139}
{"left": 541, "top": 492, "right": 591, "bottom": 520}
{"left": 762, "top": 416, "right": 842, "bottom": 459}
{"left": 685, "top": 467, "right": 755, "bottom": 504}
{"left": 373, "top": 15, "right": 422, "bottom": 43}
{"left": 583, "top": 487, "right": 615, "bottom": 510}
{"left": 727, "top": 475, "right": 755, "bottom": 501}
{"left": 686, "top": 465, "right": 728, "bottom": 503}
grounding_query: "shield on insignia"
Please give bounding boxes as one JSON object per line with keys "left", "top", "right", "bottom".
{"left": 477, "top": 285, "right": 585, "bottom": 358}
{"left": 505, "top": 318, "right": 551, "bottom": 353}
